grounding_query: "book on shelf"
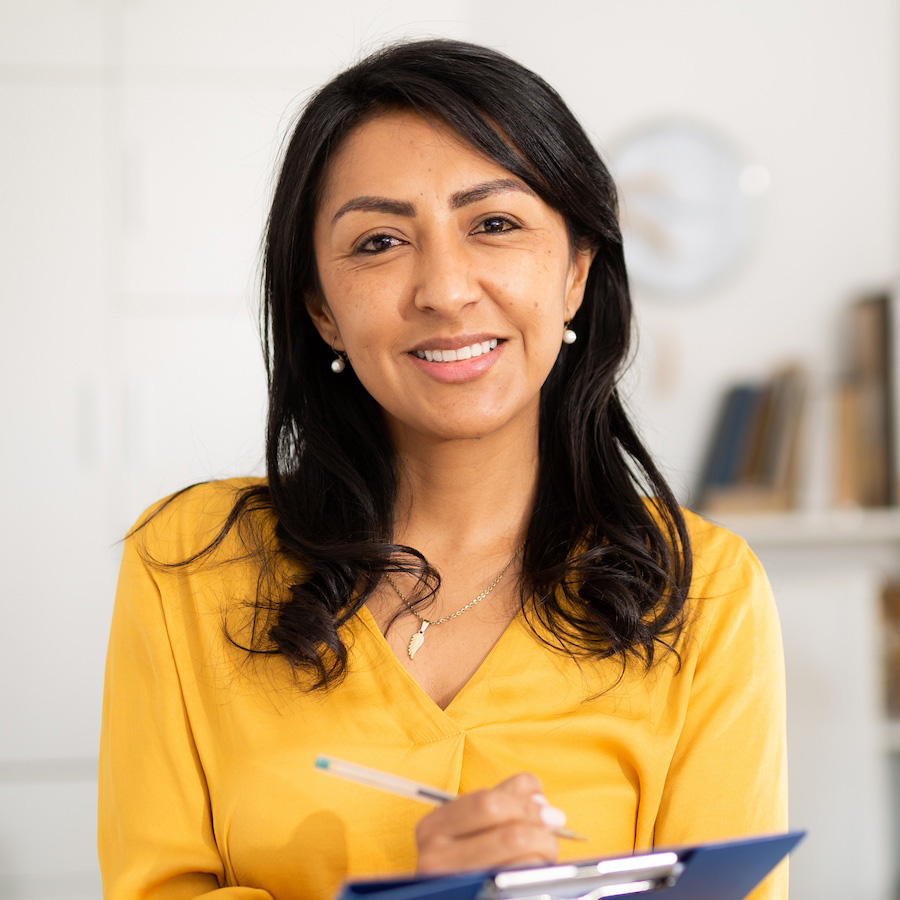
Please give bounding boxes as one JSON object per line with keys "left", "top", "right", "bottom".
{"left": 695, "top": 283, "right": 900, "bottom": 515}
{"left": 833, "top": 289, "right": 897, "bottom": 508}
{"left": 696, "top": 366, "right": 807, "bottom": 513}
{"left": 882, "top": 580, "right": 900, "bottom": 719}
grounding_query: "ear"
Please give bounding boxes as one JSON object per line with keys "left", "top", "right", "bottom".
{"left": 564, "top": 246, "right": 596, "bottom": 321}
{"left": 305, "top": 293, "right": 344, "bottom": 351}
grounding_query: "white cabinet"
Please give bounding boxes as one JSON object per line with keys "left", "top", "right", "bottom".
{"left": 0, "top": 82, "right": 113, "bottom": 762}
{"left": 719, "top": 511, "right": 900, "bottom": 900}
{"left": 0, "top": 79, "right": 114, "bottom": 900}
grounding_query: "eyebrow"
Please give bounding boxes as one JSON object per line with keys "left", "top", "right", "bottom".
{"left": 449, "top": 178, "right": 536, "bottom": 209}
{"left": 331, "top": 196, "right": 416, "bottom": 225}
{"left": 330, "top": 178, "right": 535, "bottom": 226}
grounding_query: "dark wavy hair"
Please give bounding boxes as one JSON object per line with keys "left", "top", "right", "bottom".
{"left": 148, "top": 38, "right": 692, "bottom": 689}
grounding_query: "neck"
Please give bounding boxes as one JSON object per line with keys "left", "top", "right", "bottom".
{"left": 391, "top": 423, "right": 539, "bottom": 563}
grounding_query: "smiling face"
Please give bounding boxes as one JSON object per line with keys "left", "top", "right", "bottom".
{"left": 309, "top": 110, "right": 593, "bottom": 447}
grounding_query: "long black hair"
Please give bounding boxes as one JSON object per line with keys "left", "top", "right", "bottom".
{"left": 146, "top": 38, "right": 692, "bottom": 688}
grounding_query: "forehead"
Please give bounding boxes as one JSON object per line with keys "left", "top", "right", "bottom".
{"left": 316, "top": 110, "right": 521, "bottom": 213}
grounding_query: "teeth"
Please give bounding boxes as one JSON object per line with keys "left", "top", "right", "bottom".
{"left": 414, "top": 339, "right": 498, "bottom": 363}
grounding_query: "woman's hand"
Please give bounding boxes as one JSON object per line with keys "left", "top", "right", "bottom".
{"left": 415, "top": 773, "right": 564, "bottom": 873}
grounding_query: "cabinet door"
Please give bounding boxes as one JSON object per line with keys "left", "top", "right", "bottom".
{"left": 763, "top": 552, "right": 892, "bottom": 900}
{"left": 0, "top": 82, "right": 113, "bottom": 762}
{"left": 0, "top": 81, "right": 111, "bottom": 899}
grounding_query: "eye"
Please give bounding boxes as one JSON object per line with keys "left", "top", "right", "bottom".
{"left": 355, "top": 233, "right": 405, "bottom": 254}
{"left": 473, "top": 216, "right": 519, "bottom": 235}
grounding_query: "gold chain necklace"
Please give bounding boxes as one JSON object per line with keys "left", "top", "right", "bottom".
{"left": 385, "top": 547, "right": 522, "bottom": 660}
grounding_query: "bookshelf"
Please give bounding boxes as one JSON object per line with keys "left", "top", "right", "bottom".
{"left": 714, "top": 507, "right": 900, "bottom": 547}
{"left": 884, "top": 718, "right": 900, "bottom": 753}
{"left": 711, "top": 507, "right": 900, "bottom": 900}
{"left": 696, "top": 290, "right": 900, "bottom": 524}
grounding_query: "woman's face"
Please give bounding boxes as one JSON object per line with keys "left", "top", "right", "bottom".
{"left": 309, "top": 110, "right": 593, "bottom": 445}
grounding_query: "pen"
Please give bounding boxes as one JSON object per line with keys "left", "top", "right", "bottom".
{"left": 314, "top": 754, "right": 586, "bottom": 841}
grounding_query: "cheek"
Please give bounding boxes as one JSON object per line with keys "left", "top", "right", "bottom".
{"left": 510, "top": 259, "right": 571, "bottom": 329}
{"left": 323, "top": 281, "right": 390, "bottom": 350}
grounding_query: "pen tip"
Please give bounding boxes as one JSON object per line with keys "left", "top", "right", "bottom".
{"left": 314, "top": 756, "right": 329, "bottom": 770}
{"left": 556, "top": 827, "right": 588, "bottom": 841}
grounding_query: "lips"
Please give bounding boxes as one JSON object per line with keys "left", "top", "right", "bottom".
{"left": 407, "top": 335, "right": 506, "bottom": 384}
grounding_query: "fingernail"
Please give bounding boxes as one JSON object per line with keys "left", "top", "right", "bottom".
{"left": 539, "top": 804, "right": 567, "bottom": 829}
{"left": 531, "top": 793, "right": 567, "bottom": 828}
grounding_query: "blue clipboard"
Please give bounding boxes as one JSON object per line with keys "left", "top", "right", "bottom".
{"left": 336, "top": 831, "right": 805, "bottom": 900}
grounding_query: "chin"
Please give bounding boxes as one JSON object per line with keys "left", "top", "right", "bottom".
{"left": 431, "top": 425, "right": 497, "bottom": 442}
{"left": 386, "top": 394, "right": 539, "bottom": 445}
{"left": 417, "top": 410, "right": 532, "bottom": 443}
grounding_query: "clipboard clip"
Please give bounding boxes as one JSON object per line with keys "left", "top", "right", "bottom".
{"left": 480, "top": 852, "right": 684, "bottom": 900}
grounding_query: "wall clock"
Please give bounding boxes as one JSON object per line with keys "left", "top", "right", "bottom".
{"left": 610, "top": 121, "right": 767, "bottom": 297}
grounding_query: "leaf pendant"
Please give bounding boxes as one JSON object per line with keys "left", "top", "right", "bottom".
{"left": 407, "top": 621, "right": 429, "bottom": 660}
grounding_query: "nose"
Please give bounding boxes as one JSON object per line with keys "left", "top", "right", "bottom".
{"left": 412, "top": 238, "right": 482, "bottom": 317}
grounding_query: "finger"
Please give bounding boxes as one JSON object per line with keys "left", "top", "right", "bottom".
{"left": 416, "top": 778, "right": 546, "bottom": 844}
{"left": 495, "top": 774, "right": 568, "bottom": 830}
{"left": 494, "top": 772, "right": 545, "bottom": 802}
{"left": 494, "top": 772, "right": 544, "bottom": 795}
{"left": 417, "top": 819, "right": 559, "bottom": 874}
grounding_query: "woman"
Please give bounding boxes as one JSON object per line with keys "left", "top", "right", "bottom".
{"left": 99, "top": 38, "right": 787, "bottom": 900}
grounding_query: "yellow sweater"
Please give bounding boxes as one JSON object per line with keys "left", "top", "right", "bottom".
{"left": 99, "top": 480, "right": 788, "bottom": 900}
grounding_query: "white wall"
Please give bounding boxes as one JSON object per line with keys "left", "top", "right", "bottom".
{"left": 0, "top": 2, "right": 897, "bottom": 898}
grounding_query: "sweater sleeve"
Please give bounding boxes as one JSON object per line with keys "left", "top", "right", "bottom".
{"left": 654, "top": 537, "right": 789, "bottom": 900}
{"left": 98, "top": 532, "right": 273, "bottom": 900}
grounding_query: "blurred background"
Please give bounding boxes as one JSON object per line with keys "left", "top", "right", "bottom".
{"left": 1, "top": 1, "right": 898, "bottom": 898}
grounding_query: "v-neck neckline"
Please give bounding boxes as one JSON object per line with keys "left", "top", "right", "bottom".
{"left": 354, "top": 603, "right": 527, "bottom": 719}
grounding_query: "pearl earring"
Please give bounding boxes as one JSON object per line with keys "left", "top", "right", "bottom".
{"left": 562, "top": 321, "right": 577, "bottom": 345}
{"left": 330, "top": 336, "right": 347, "bottom": 373}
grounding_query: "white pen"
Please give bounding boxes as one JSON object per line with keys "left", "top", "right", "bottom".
{"left": 314, "top": 754, "right": 586, "bottom": 841}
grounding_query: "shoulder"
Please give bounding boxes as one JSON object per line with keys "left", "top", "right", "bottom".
{"left": 678, "top": 508, "right": 780, "bottom": 663}
{"left": 118, "top": 478, "right": 277, "bottom": 638}
{"left": 128, "top": 476, "right": 271, "bottom": 566}
{"left": 112, "top": 480, "right": 279, "bottom": 686}
{"left": 682, "top": 507, "right": 761, "bottom": 577}
{"left": 643, "top": 498, "right": 769, "bottom": 607}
